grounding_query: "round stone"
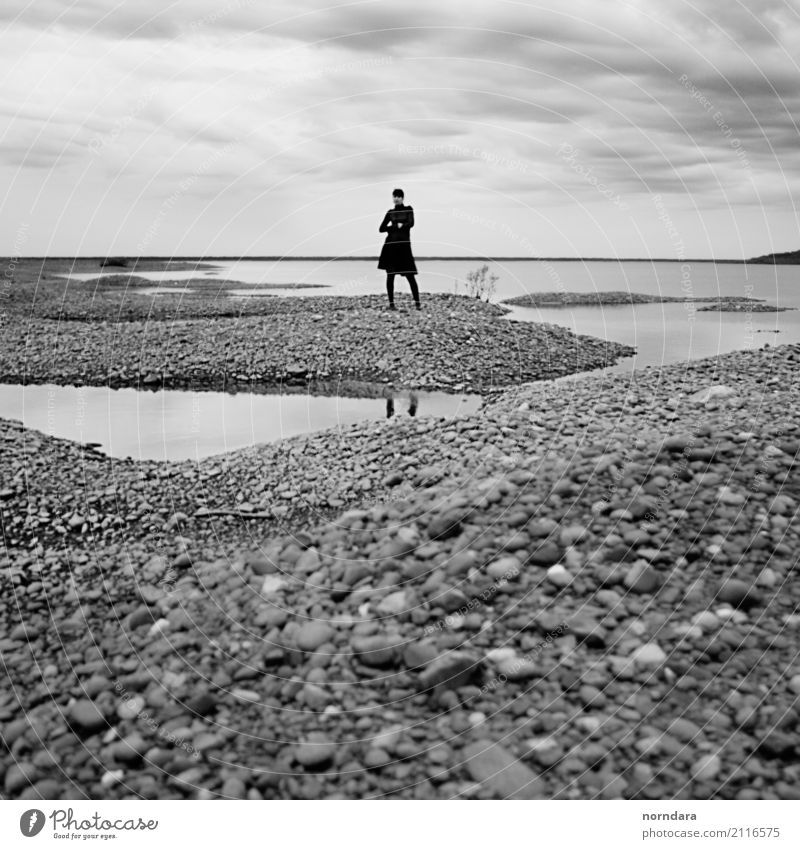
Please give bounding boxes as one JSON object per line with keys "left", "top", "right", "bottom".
{"left": 418, "top": 651, "right": 480, "bottom": 691}
{"left": 715, "top": 579, "right": 761, "bottom": 611}
{"left": 546, "top": 564, "right": 571, "bottom": 587}
{"left": 296, "top": 735, "right": 337, "bottom": 769}
{"left": 528, "top": 541, "right": 561, "bottom": 566}
{"left": 109, "top": 734, "right": 148, "bottom": 763}
{"left": 524, "top": 737, "right": 563, "bottom": 767}
{"left": 427, "top": 509, "right": 469, "bottom": 540}
{"left": 756, "top": 568, "right": 778, "bottom": 588}
{"left": 353, "top": 634, "right": 399, "bottom": 668}
{"left": 296, "top": 622, "right": 335, "bottom": 652}
{"left": 691, "top": 753, "right": 721, "bottom": 782}
{"left": 4, "top": 762, "right": 37, "bottom": 794}
{"left": 692, "top": 611, "right": 720, "bottom": 631}
{"left": 468, "top": 712, "right": 486, "bottom": 728}
{"left": 496, "top": 655, "right": 539, "bottom": 680}
{"left": 364, "top": 748, "right": 392, "bottom": 769}
{"left": 374, "top": 586, "right": 406, "bottom": 614}
{"left": 445, "top": 550, "right": 479, "bottom": 576}
{"left": 302, "top": 678, "right": 330, "bottom": 706}
{"left": 372, "top": 725, "right": 403, "bottom": 753}
{"left": 117, "top": 694, "right": 146, "bottom": 721}
{"left": 527, "top": 518, "right": 558, "bottom": 538}
{"left": 624, "top": 562, "right": 660, "bottom": 594}
{"left": 485, "top": 647, "right": 517, "bottom": 665}
{"left": 68, "top": 699, "right": 107, "bottom": 734}
{"left": 632, "top": 643, "right": 667, "bottom": 670}
{"left": 261, "top": 575, "right": 288, "bottom": 596}
{"left": 486, "top": 556, "right": 521, "bottom": 581}
{"left": 172, "top": 552, "right": 192, "bottom": 568}
{"left": 128, "top": 606, "right": 156, "bottom": 629}
{"left": 185, "top": 692, "right": 217, "bottom": 717}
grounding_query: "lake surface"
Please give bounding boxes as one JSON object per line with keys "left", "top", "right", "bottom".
{"left": 505, "top": 301, "right": 784, "bottom": 374}
{"left": 0, "top": 384, "right": 481, "bottom": 461}
{"left": 63, "top": 259, "right": 800, "bottom": 370}
{"left": 64, "top": 257, "right": 794, "bottom": 300}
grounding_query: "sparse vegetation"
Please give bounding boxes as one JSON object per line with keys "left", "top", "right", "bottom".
{"left": 465, "top": 263, "right": 499, "bottom": 302}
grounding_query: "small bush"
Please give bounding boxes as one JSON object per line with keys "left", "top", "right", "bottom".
{"left": 100, "top": 257, "right": 129, "bottom": 268}
{"left": 465, "top": 263, "right": 499, "bottom": 302}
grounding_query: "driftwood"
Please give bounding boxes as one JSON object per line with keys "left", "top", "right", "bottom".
{"left": 195, "top": 509, "right": 273, "bottom": 519}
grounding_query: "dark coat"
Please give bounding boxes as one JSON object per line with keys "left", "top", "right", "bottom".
{"left": 377, "top": 205, "right": 417, "bottom": 273}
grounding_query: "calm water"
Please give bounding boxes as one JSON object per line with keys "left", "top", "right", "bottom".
{"left": 64, "top": 257, "right": 794, "bottom": 299}
{"left": 1, "top": 384, "right": 481, "bottom": 461}
{"left": 506, "top": 302, "right": 784, "bottom": 374}
{"left": 63, "top": 259, "right": 800, "bottom": 370}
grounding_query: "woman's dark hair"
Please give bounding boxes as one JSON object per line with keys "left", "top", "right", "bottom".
{"left": 392, "top": 188, "right": 404, "bottom": 198}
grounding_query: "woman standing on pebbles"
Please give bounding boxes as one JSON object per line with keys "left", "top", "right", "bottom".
{"left": 378, "top": 188, "right": 421, "bottom": 310}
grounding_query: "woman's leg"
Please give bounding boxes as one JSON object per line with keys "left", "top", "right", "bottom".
{"left": 405, "top": 274, "right": 420, "bottom": 308}
{"left": 386, "top": 273, "right": 396, "bottom": 308}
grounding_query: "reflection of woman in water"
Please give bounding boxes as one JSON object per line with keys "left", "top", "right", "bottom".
{"left": 378, "top": 188, "right": 421, "bottom": 311}
{"left": 385, "top": 390, "right": 419, "bottom": 418}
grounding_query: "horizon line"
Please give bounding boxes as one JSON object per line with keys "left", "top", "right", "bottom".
{"left": 11, "top": 255, "right": 771, "bottom": 263}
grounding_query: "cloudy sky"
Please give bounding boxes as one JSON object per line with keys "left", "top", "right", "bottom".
{"left": 1, "top": 0, "right": 798, "bottom": 258}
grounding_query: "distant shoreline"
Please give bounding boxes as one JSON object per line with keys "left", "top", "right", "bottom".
{"left": 6, "top": 255, "right": 778, "bottom": 263}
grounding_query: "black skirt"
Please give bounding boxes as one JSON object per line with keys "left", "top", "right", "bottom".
{"left": 378, "top": 239, "right": 417, "bottom": 274}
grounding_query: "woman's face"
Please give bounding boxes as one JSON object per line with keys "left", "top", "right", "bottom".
{"left": 393, "top": 194, "right": 403, "bottom": 207}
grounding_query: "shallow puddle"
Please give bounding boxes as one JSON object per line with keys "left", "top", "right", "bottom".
{"left": 0, "top": 384, "right": 482, "bottom": 461}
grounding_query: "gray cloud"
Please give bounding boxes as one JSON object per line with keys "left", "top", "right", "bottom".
{"left": 0, "top": 0, "right": 798, "bottom": 257}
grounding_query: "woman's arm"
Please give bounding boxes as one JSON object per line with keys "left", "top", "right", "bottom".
{"left": 406, "top": 206, "right": 414, "bottom": 229}
{"left": 379, "top": 211, "right": 392, "bottom": 232}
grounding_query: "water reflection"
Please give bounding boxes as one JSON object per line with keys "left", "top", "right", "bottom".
{"left": 0, "top": 383, "right": 482, "bottom": 462}
{"left": 384, "top": 389, "right": 419, "bottom": 419}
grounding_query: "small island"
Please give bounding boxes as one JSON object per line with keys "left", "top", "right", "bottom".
{"left": 698, "top": 299, "right": 794, "bottom": 312}
{"left": 502, "top": 291, "right": 765, "bottom": 308}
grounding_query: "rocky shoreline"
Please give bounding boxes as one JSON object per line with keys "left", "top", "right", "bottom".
{"left": 697, "top": 300, "right": 794, "bottom": 313}
{"left": 1, "top": 340, "right": 799, "bottom": 800}
{"left": 502, "top": 291, "right": 764, "bottom": 308}
{"left": 0, "top": 293, "right": 633, "bottom": 394}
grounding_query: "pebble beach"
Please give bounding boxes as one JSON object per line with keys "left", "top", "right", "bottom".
{"left": 1, "top": 262, "right": 632, "bottom": 393}
{"left": 1, "top": 262, "right": 799, "bottom": 800}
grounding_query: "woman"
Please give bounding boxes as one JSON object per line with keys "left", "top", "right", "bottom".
{"left": 378, "top": 188, "right": 420, "bottom": 310}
